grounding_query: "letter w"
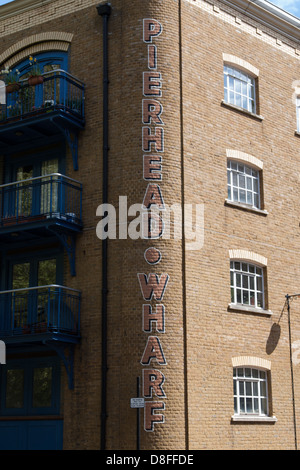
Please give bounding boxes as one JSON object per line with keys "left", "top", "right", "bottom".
{"left": 138, "top": 273, "right": 169, "bottom": 301}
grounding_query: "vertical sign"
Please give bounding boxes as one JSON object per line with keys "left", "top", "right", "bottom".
{"left": 138, "top": 18, "right": 168, "bottom": 432}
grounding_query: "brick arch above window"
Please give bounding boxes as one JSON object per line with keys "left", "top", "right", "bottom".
{"left": 232, "top": 356, "right": 271, "bottom": 371}
{"left": 229, "top": 249, "right": 267, "bottom": 267}
{"left": 222, "top": 53, "right": 259, "bottom": 77}
{"left": 226, "top": 149, "right": 263, "bottom": 170}
{"left": 0, "top": 32, "right": 73, "bottom": 69}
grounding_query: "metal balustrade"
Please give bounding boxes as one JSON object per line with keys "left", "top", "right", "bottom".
{"left": 0, "top": 69, "right": 85, "bottom": 122}
{"left": 0, "top": 285, "right": 81, "bottom": 338}
{"left": 0, "top": 173, "right": 82, "bottom": 228}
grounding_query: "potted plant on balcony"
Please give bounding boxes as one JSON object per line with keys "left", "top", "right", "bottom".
{"left": 28, "top": 56, "right": 43, "bottom": 86}
{"left": 1, "top": 66, "right": 20, "bottom": 93}
{"left": 7, "top": 101, "right": 21, "bottom": 120}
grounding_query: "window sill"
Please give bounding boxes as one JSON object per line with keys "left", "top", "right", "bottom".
{"left": 225, "top": 199, "right": 268, "bottom": 215}
{"left": 221, "top": 100, "right": 264, "bottom": 121}
{"left": 228, "top": 303, "right": 273, "bottom": 316}
{"left": 231, "top": 415, "right": 277, "bottom": 423}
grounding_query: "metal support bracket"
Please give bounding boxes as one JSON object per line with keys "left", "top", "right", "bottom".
{"left": 51, "top": 119, "right": 79, "bottom": 171}
{"left": 44, "top": 341, "right": 75, "bottom": 390}
{"left": 48, "top": 228, "right": 76, "bottom": 276}
{"left": 64, "top": 129, "right": 79, "bottom": 171}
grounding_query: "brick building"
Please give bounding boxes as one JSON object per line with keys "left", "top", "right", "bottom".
{"left": 0, "top": 0, "right": 299, "bottom": 451}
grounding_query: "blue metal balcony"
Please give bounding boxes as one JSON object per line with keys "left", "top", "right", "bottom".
{"left": 0, "top": 173, "right": 82, "bottom": 232}
{"left": 0, "top": 70, "right": 85, "bottom": 169}
{"left": 0, "top": 285, "right": 81, "bottom": 389}
{"left": 0, "top": 285, "right": 81, "bottom": 344}
{"left": 0, "top": 174, "right": 83, "bottom": 275}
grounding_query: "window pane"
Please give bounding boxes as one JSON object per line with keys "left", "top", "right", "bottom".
{"left": 257, "top": 293, "right": 263, "bottom": 307}
{"left": 261, "top": 398, "right": 267, "bottom": 415}
{"left": 242, "top": 275, "right": 248, "bottom": 289}
{"left": 253, "top": 381, "right": 258, "bottom": 396}
{"left": 239, "top": 174, "right": 245, "bottom": 188}
{"left": 245, "top": 382, "right": 252, "bottom": 395}
{"left": 260, "top": 370, "right": 266, "bottom": 379}
{"left": 253, "top": 178, "right": 258, "bottom": 192}
{"left": 245, "top": 368, "right": 251, "bottom": 377}
{"left": 246, "top": 398, "right": 252, "bottom": 413}
{"left": 236, "top": 273, "right": 241, "bottom": 287}
{"left": 240, "top": 397, "right": 245, "bottom": 413}
{"left": 38, "top": 259, "right": 56, "bottom": 286}
{"left": 246, "top": 177, "right": 252, "bottom": 189}
{"left": 246, "top": 191, "right": 253, "bottom": 205}
{"left": 231, "top": 287, "right": 235, "bottom": 303}
{"left": 235, "top": 80, "right": 241, "bottom": 94}
{"left": 234, "top": 397, "right": 237, "bottom": 413}
{"left": 227, "top": 170, "right": 231, "bottom": 184}
{"left": 12, "top": 263, "right": 30, "bottom": 290}
{"left": 6, "top": 369, "right": 24, "bottom": 409}
{"left": 242, "top": 263, "right": 248, "bottom": 272}
{"left": 254, "top": 398, "right": 259, "bottom": 413}
{"left": 236, "top": 94, "right": 242, "bottom": 108}
{"left": 243, "top": 290, "right": 249, "bottom": 304}
{"left": 33, "top": 367, "right": 52, "bottom": 408}
{"left": 236, "top": 288, "right": 241, "bottom": 303}
{"left": 257, "top": 277, "right": 262, "bottom": 291}
{"left": 240, "top": 189, "right": 246, "bottom": 203}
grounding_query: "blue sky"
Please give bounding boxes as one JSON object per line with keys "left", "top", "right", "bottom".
{"left": 0, "top": 0, "right": 299, "bottom": 18}
{"left": 269, "top": 0, "right": 300, "bottom": 18}
{"left": 0, "top": 0, "right": 14, "bottom": 5}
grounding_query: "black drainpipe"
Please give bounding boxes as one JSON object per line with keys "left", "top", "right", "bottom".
{"left": 97, "top": 2, "right": 111, "bottom": 451}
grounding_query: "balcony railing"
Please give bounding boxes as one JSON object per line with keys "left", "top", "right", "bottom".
{"left": 0, "top": 285, "right": 81, "bottom": 338}
{"left": 0, "top": 69, "right": 85, "bottom": 123}
{"left": 0, "top": 173, "right": 82, "bottom": 228}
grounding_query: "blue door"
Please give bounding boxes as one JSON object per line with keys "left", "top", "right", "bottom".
{"left": 0, "top": 357, "right": 62, "bottom": 450}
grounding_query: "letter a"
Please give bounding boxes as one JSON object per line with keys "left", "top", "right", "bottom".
{"left": 141, "top": 336, "right": 167, "bottom": 365}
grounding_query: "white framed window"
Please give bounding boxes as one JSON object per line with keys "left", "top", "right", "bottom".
{"left": 233, "top": 367, "right": 268, "bottom": 417}
{"left": 230, "top": 261, "right": 264, "bottom": 309}
{"left": 224, "top": 65, "right": 256, "bottom": 113}
{"left": 227, "top": 160, "right": 260, "bottom": 209}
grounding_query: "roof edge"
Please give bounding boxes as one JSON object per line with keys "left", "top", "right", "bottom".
{"left": 0, "top": 0, "right": 53, "bottom": 20}
{"left": 219, "top": 0, "right": 300, "bottom": 42}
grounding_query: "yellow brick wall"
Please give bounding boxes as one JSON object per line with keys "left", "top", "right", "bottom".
{"left": 182, "top": 0, "right": 300, "bottom": 450}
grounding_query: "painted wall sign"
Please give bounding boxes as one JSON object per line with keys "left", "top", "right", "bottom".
{"left": 139, "top": 18, "right": 167, "bottom": 433}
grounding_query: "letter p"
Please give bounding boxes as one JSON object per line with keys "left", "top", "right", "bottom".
{"left": 143, "top": 19, "right": 163, "bottom": 43}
